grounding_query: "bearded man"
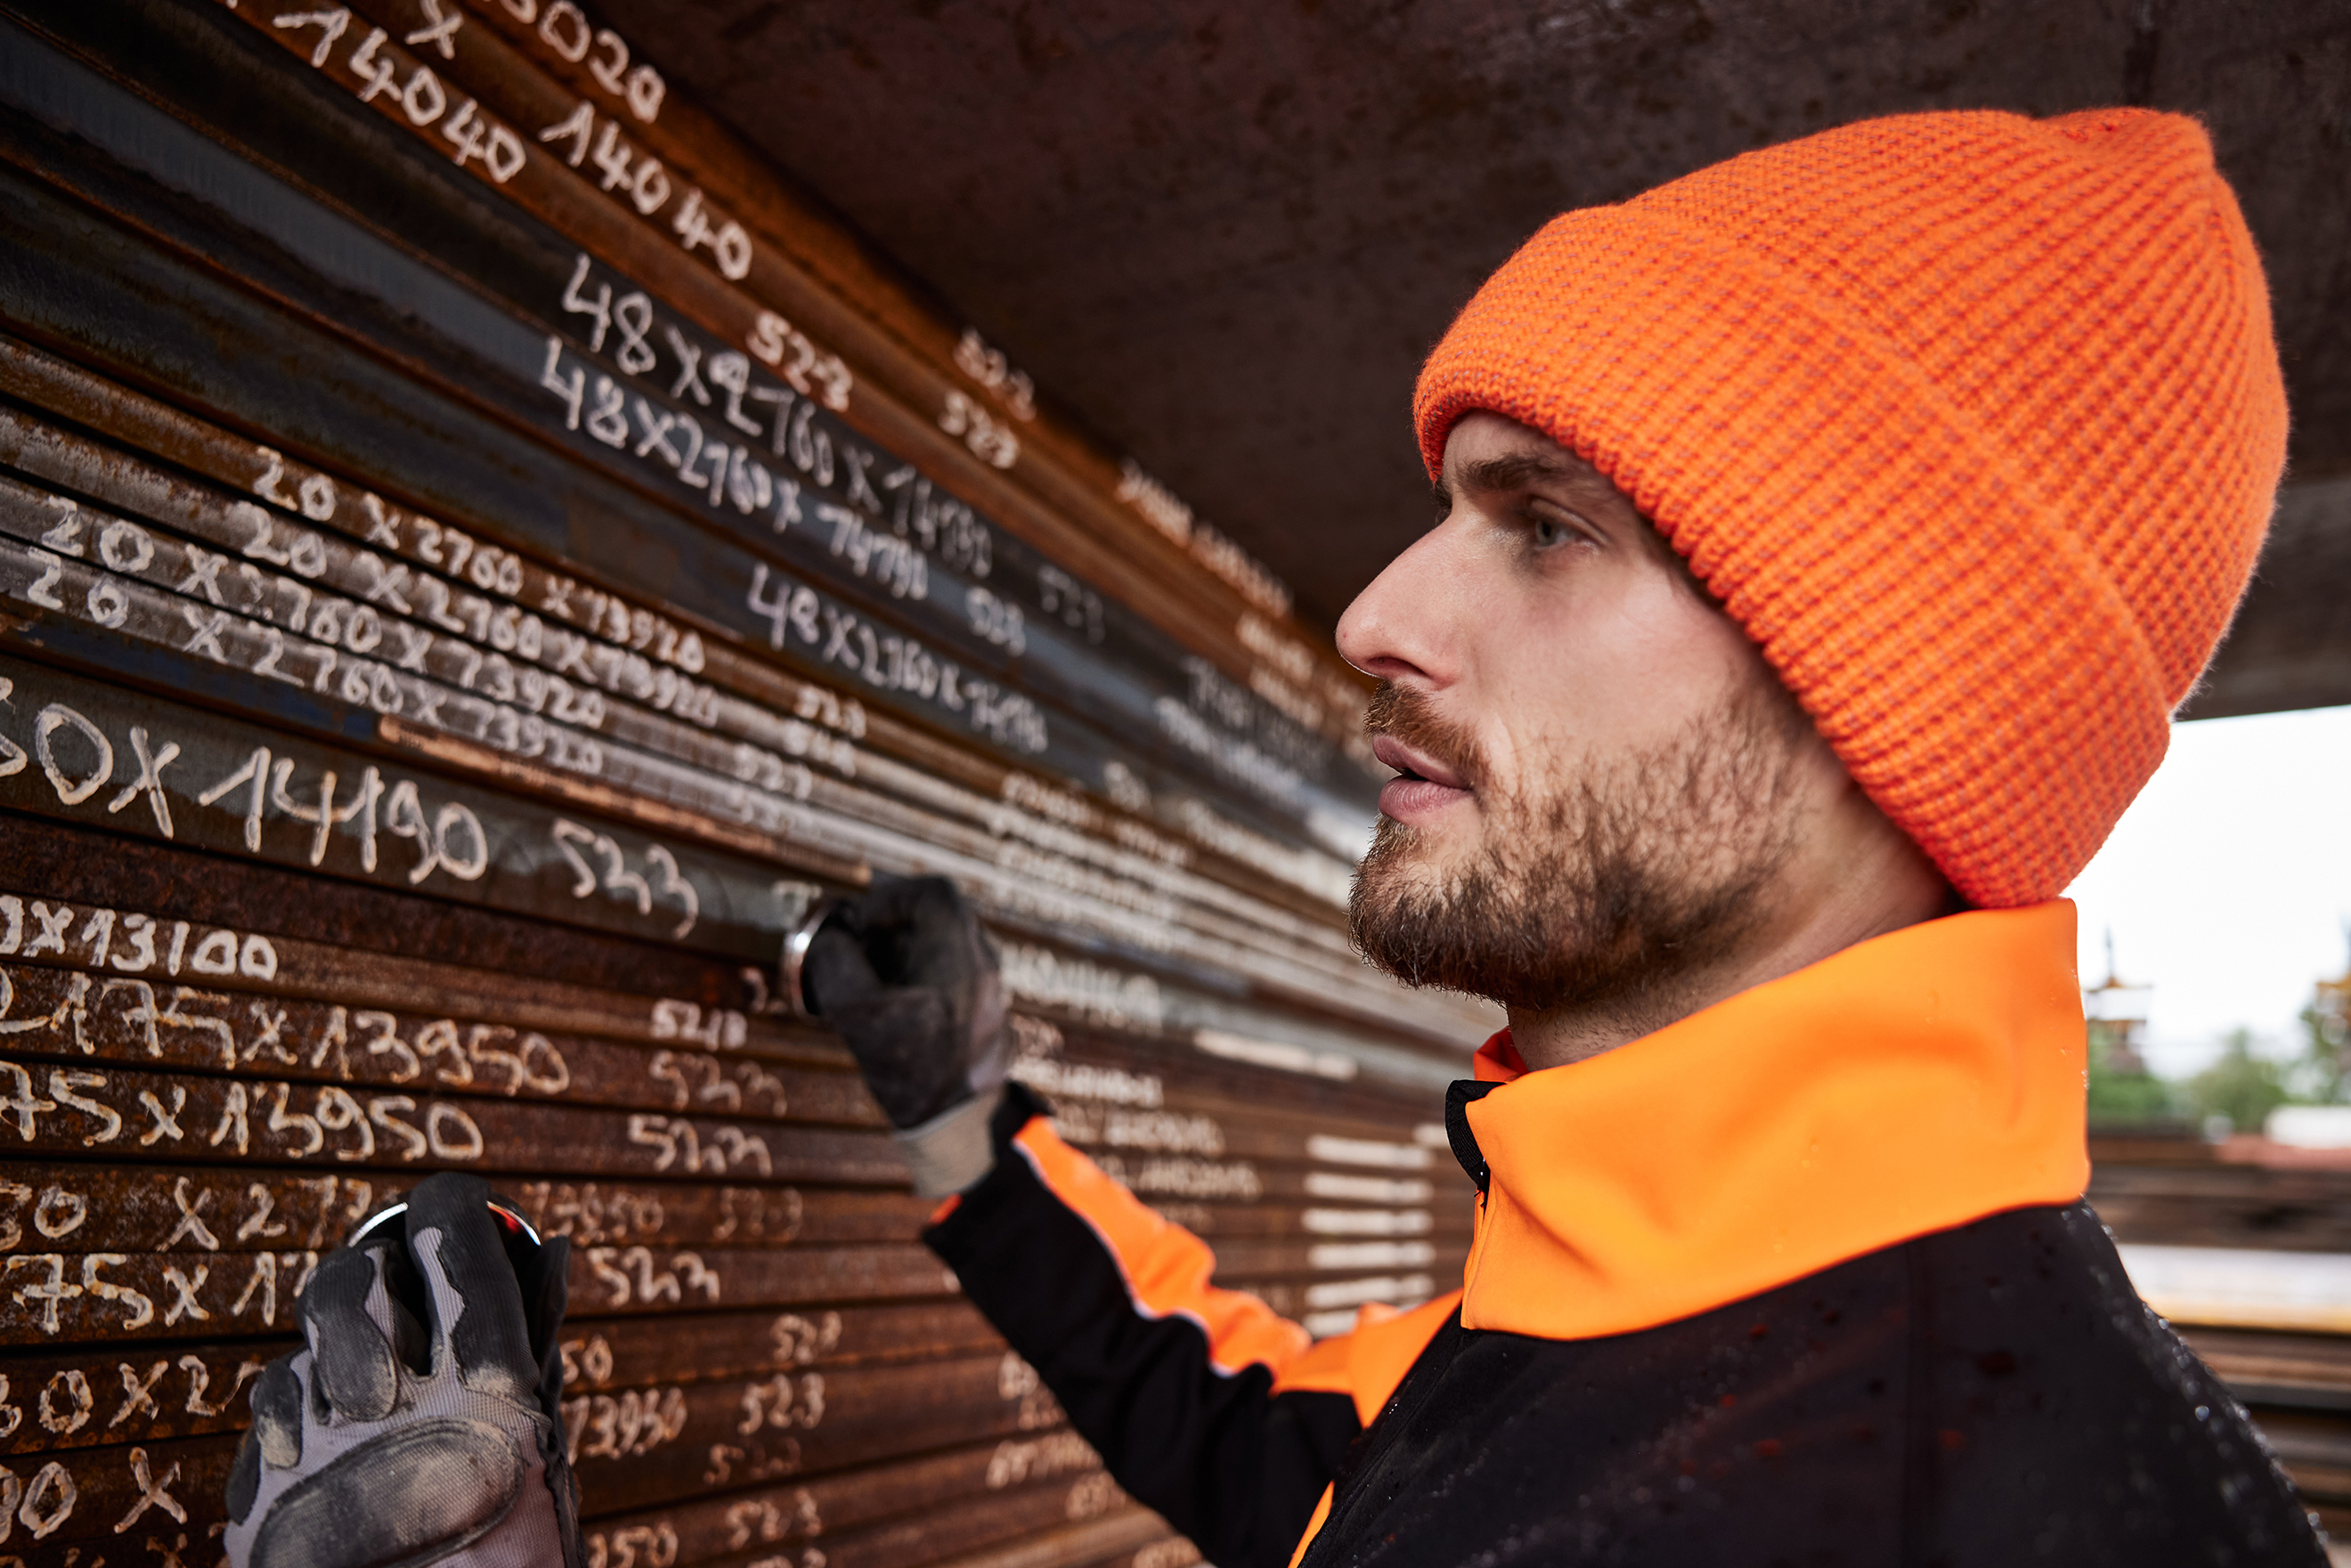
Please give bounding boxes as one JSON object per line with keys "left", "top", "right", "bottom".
{"left": 800, "top": 109, "right": 2325, "bottom": 1568}
{"left": 229, "top": 109, "right": 2327, "bottom": 1568}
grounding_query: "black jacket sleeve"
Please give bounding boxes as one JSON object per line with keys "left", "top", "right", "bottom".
{"left": 924, "top": 1085, "right": 1360, "bottom": 1568}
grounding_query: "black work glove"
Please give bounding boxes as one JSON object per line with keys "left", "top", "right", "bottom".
{"left": 801, "top": 874, "right": 1013, "bottom": 1194}
{"left": 225, "top": 1173, "right": 582, "bottom": 1568}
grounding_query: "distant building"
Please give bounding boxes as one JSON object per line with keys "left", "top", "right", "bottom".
{"left": 2311, "top": 939, "right": 2348, "bottom": 1093}
{"left": 2315, "top": 961, "right": 2347, "bottom": 1056}
{"left": 2084, "top": 930, "right": 2155, "bottom": 1077}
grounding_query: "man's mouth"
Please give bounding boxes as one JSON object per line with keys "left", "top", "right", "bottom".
{"left": 1371, "top": 734, "right": 1475, "bottom": 823}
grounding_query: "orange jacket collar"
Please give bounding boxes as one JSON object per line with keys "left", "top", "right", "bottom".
{"left": 1456, "top": 902, "right": 2088, "bottom": 1339}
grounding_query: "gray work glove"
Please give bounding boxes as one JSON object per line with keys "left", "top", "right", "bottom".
{"left": 801, "top": 874, "right": 1013, "bottom": 1196}
{"left": 224, "top": 1173, "right": 582, "bottom": 1568}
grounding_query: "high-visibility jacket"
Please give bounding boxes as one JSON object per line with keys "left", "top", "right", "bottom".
{"left": 925, "top": 904, "right": 2328, "bottom": 1566}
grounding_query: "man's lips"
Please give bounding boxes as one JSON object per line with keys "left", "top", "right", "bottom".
{"left": 1371, "top": 734, "right": 1473, "bottom": 822}
{"left": 1371, "top": 735, "right": 1468, "bottom": 790}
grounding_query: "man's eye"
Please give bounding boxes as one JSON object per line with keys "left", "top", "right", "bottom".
{"left": 1531, "top": 516, "right": 1570, "bottom": 548}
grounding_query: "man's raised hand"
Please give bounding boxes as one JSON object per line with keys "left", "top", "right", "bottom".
{"left": 800, "top": 874, "right": 1013, "bottom": 1195}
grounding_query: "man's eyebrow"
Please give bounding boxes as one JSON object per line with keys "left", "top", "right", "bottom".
{"left": 1455, "top": 452, "right": 1609, "bottom": 498}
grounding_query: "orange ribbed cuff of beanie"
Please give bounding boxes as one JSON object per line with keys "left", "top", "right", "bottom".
{"left": 1414, "top": 109, "right": 2287, "bottom": 908}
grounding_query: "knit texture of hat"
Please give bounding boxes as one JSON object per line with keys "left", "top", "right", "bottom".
{"left": 1414, "top": 109, "right": 2287, "bottom": 909}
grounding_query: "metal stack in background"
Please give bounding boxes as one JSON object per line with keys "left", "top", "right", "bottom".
{"left": 2087, "top": 1141, "right": 2351, "bottom": 1541}
{"left": 0, "top": 4, "right": 1497, "bottom": 1562}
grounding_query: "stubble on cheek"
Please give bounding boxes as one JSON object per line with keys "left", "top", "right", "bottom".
{"left": 1348, "top": 674, "right": 1816, "bottom": 1016}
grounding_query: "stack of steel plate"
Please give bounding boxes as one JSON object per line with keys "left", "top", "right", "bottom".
{"left": 0, "top": 4, "right": 1499, "bottom": 1563}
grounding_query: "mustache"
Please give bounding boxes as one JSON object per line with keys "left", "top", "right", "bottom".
{"left": 1363, "top": 682, "right": 1486, "bottom": 792}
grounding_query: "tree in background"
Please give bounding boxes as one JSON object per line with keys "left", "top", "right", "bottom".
{"left": 2183, "top": 1028, "right": 2291, "bottom": 1133}
{"left": 2087, "top": 1046, "right": 2178, "bottom": 1122}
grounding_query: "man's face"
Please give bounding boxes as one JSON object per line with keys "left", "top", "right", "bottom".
{"left": 1337, "top": 413, "right": 1835, "bottom": 1022}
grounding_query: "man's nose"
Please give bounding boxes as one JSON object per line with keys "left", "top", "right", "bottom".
{"left": 1337, "top": 524, "right": 1467, "bottom": 687}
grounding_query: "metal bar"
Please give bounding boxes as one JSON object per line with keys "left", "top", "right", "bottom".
{"left": 2090, "top": 1165, "right": 2351, "bottom": 1254}
{"left": 0, "top": 1301, "right": 1004, "bottom": 1455}
{"left": 0, "top": 1427, "right": 234, "bottom": 1551}
{"left": 575, "top": 1431, "right": 1108, "bottom": 1568}
{"left": 1086, "top": 1530, "right": 1202, "bottom": 1568}
{"left": 0, "top": 797, "right": 756, "bottom": 1007}
{"left": 0, "top": 821, "right": 823, "bottom": 1053}
{"left": 562, "top": 1350, "right": 1063, "bottom": 1518}
{"left": 0, "top": 1160, "right": 931, "bottom": 1256}
{"left": 0, "top": 1241, "right": 957, "bottom": 1346}
{"left": 0, "top": 1339, "right": 285, "bottom": 1459}
{"left": 752, "top": 1499, "right": 1159, "bottom": 1568}
{"left": 899, "top": 1509, "right": 1176, "bottom": 1568}
{"left": 558, "top": 1303, "right": 1002, "bottom": 1391}
{"left": 0, "top": 1052, "right": 902, "bottom": 1181}
{"left": 0, "top": 957, "right": 883, "bottom": 1127}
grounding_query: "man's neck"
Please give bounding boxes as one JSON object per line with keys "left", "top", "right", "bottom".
{"left": 1504, "top": 852, "right": 1957, "bottom": 1072}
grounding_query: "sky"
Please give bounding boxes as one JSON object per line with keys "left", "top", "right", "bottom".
{"left": 2064, "top": 703, "right": 2351, "bottom": 1079}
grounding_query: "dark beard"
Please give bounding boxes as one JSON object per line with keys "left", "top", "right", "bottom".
{"left": 1348, "top": 678, "right": 1815, "bottom": 1016}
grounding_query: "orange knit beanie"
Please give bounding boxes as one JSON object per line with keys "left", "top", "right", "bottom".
{"left": 1414, "top": 110, "right": 2287, "bottom": 908}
